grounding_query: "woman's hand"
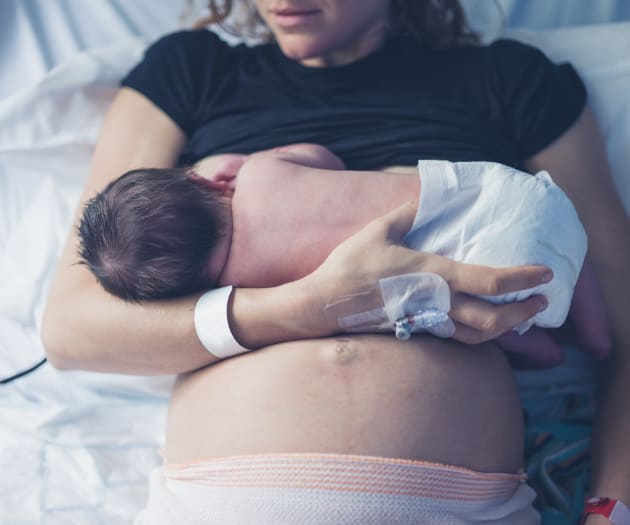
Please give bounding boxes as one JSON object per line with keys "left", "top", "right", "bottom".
{"left": 307, "top": 201, "right": 551, "bottom": 345}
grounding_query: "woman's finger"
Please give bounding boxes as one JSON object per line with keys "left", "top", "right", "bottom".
{"left": 450, "top": 321, "right": 489, "bottom": 346}
{"left": 449, "top": 293, "right": 547, "bottom": 343}
{"left": 453, "top": 321, "right": 566, "bottom": 369}
{"left": 449, "top": 261, "right": 553, "bottom": 297}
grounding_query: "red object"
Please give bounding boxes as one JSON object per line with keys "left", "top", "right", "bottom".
{"left": 584, "top": 497, "right": 630, "bottom": 524}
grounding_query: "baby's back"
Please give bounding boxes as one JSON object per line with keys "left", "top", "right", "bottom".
{"left": 220, "top": 152, "right": 417, "bottom": 287}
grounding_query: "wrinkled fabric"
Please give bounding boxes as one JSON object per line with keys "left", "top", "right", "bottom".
{"left": 136, "top": 453, "right": 539, "bottom": 525}
{"left": 405, "top": 160, "right": 587, "bottom": 331}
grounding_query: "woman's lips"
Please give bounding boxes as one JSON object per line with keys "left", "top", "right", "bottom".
{"left": 269, "top": 9, "right": 321, "bottom": 27}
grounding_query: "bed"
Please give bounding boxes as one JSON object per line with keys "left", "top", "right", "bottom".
{"left": 1, "top": 2, "right": 629, "bottom": 523}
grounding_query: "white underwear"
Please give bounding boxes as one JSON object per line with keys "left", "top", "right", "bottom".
{"left": 403, "top": 160, "right": 587, "bottom": 330}
{"left": 134, "top": 453, "right": 539, "bottom": 525}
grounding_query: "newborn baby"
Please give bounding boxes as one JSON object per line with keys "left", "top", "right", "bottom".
{"left": 78, "top": 144, "right": 609, "bottom": 361}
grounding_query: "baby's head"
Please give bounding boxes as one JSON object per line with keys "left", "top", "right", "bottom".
{"left": 77, "top": 167, "right": 230, "bottom": 302}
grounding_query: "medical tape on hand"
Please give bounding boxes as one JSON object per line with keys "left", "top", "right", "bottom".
{"left": 329, "top": 272, "right": 455, "bottom": 338}
{"left": 337, "top": 307, "right": 390, "bottom": 330}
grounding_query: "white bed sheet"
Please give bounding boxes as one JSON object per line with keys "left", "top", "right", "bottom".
{"left": 0, "top": 0, "right": 187, "bottom": 100}
{"left": 463, "top": 0, "right": 630, "bottom": 37}
{"left": 0, "top": 18, "right": 629, "bottom": 525}
{"left": 0, "top": 40, "right": 174, "bottom": 525}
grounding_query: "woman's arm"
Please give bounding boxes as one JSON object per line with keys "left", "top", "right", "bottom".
{"left": 40, "top": 88, "right": 354, "bottom": 374}
{"left": 41, "top": 87, "right": 211, "bottom": 374}
{"left": 42, "top": 88, "right": 551, "bottom": 375}
{"left": 524, "top": 107, "right": 630, "bottom": 505}
{"left": 230, "top": 200, "right": 552, "bottom": 349}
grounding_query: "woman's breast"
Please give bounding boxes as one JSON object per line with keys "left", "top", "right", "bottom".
{"left": 165, "top": 335, "right": 524, "bottom": 473}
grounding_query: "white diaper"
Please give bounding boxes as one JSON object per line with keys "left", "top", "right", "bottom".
{"left": 403, "top": 160, "right": 587, "bottom": 330}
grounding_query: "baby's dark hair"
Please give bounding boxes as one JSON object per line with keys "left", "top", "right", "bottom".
{"left": 77, "top": 167, "right": 227, "bottom": 302}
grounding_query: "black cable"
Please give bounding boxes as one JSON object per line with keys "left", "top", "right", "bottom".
{"left": 0, "top": 358, "right": 47, "bottom": 384}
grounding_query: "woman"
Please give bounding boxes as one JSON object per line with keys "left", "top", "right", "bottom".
{"left": 42, "top": 1, "right": 629, "bottom": 523}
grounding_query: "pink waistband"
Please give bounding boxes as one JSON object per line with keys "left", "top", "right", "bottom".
{"left": 164, "top": 453, "right": 526, "bottom": 502}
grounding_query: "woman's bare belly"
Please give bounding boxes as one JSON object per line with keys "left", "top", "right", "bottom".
{"left": 168, "top": 157, "right": 522, "bottom": 473}
{"left": 165, "top": 335, "right": 524, "bottom": 473}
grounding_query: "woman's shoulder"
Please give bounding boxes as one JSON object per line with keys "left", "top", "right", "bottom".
{"left": 483, "top": 37, "right": 559, "bottom": 74}
{"left": 481, "top": 36, "right": 585, "bottom": 104}
{"left": 397, "top": 37, "right": 550, "bottom": 76}
{"left": 126, "top": 29, "right": 241, "bottom": 83}
{"left": 121, "top": 30, "right": 245, "bottom": 136}
{"left": 480, "top": 38, "right": 587, "bottom": 160}
{"left": 415, "top": 38, "right": 557, "bottom": 68}
{"left": 485, "top": 37, "right": 543, "bottom": 56}
{"left": 143, "top": 29, "right": 235, "bottom": 59}
{"left": 423, "top": 38, "right": 555, "bottom": 70}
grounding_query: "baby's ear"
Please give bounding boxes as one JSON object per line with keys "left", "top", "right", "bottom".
{"left": 187, "top": 171, "right": 235, "bottom": 195}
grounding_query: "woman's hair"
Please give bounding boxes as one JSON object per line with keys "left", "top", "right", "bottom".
{"left": 77, "top": 167, "right": 228, "bottom": 302}
{"left": 192, "top": 0, "right": 479, "bottom": 48}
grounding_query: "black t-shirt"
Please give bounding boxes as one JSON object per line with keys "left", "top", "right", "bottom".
{"left": 121, "top": 30, "right": 586, "bottom": 170}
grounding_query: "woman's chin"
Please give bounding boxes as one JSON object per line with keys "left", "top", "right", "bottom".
{"left": 276, "top": 37, "right": 336, "bottom": 66}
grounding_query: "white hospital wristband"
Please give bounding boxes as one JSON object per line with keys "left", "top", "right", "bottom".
{"left": 194, "top": 286, "right": 250, "bottom": 358}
